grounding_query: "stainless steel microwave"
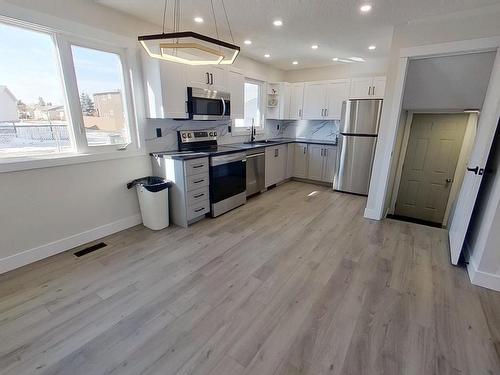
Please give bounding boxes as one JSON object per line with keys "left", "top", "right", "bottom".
{"left": 187, "top": 87, "right": 231, "bottom": 120}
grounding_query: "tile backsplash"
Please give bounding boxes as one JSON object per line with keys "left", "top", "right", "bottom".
{"left": 144, "top": 119, "right": 339, "bottom": 153}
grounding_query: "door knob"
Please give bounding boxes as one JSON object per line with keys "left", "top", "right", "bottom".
{"left": 446, "top": 178, "right": 453, "bottom": 183}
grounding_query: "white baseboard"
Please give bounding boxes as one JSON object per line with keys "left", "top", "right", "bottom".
{"left": 364, "top": 207, "right": 382, "bottom": 221}
{"left": 466, "top": 255, "right": 500, "bottom": 292}
{"left": 0, "top": 214, "right": 142, "bottom": 275}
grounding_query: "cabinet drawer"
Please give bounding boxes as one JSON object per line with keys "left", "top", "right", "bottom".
{"left": 186, "top": 186, "right": 209, "bottom": 206}
{"left": 187, "top": 199, "right": 210, "bottom": 221}
{"left": 186, "top": 173, "right": 209, "bottom": 191}
{"left": 184, "top": 158, "right": 209, "bottom": 176}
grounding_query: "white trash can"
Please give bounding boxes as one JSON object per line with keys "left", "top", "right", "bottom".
{"left": 127, "top": 177, "right": 172, "bottom": 230}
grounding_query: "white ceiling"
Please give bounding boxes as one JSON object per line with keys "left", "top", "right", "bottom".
{"left": 96, "top": 0, "right": 500, "bottom": 70}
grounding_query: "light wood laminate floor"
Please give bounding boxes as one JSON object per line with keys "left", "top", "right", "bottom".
{"left": 1, "top": 181, "right": 500, "bottom": 375}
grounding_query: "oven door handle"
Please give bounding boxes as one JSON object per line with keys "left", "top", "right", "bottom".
{"left": 221, "top": 97, "right": 226, "bottom": 119}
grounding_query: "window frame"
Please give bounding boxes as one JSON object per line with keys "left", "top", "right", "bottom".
{"left": 232, "top": 78, "right": 266, "bottom": 136}
{"left": 0, "top": 16, "right": 139, "bottom": 161}
{"left": 56, "top": 35, "right": 137, "bottom": 154}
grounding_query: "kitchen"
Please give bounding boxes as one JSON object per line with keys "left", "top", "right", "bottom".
{"left": 143, "top": 54, "right": 384, "bottom": 224}
{"left": 1, "top": 1, "right": 500, "bottom": 374}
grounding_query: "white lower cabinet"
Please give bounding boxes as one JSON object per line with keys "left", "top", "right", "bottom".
{"left": 265, "top": 145, "right": 287, "bottom": 187}
{"left": 293, "top": 143, "right": 308, "bottom": 178}
{"left": 307, "top": 145, "right": 324, "bottom": 181}
{"left": 323, "top": 146, "right": 337, "bottom": 183}
{"left": 307, "top": 145, "right": 337, "bottom": 182}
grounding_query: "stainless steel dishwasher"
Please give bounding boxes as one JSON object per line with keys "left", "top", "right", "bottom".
{"left": 246, "top": 149, "right": 265, "bottom": 197}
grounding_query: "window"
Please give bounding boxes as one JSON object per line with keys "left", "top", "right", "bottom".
{"left": 0, "top": 22, "right": 71, "bottom": 157}
{"left": 235, "top": 79, "right": 264, "bottom": 132}
{"left": 71, "top": 45, "right": 130, "bottom": 146}
{"left": 0, "top": 18, "right": 135, "bottom": 160}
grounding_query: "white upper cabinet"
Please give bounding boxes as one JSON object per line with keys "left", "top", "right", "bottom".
{"left": 142, "top": 52, "right": 188, "bottom": 119}
{"left": 303, "top": 80, "right": 349, "bottom": 120}
{"left": 372, "top": 76, "right": 386, "bottom": 99}
{"left": 349, "top": 76, "right": 386, "bottom": 99}
{"left": 302, "top": 82, "right": 326, "bottom": 120}
{"left": 187, "top": 65, "right": 227, "bottom": 92}
{"left": 288, "top": 83, "right": 304, "bottom": 120}
{"left": 228, "top": 69, "right": 244, "bottom": 120}
{"left": 324, "top": 80, "right": 349, "bottom": 119}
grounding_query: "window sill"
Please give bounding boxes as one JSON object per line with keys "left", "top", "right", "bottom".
{"left": 0, "top": 149, "right": 146, "bottom": 174}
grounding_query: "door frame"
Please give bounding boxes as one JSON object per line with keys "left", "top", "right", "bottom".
{"left": 365, "top": 36, "right": 500, "bottom": 222}
{"left": 388, "top": 111, "right": 475, "bottom": 227}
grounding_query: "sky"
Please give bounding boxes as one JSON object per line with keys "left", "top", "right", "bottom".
{"left": 0, "top": 22, "right": 124, "bottom": 106}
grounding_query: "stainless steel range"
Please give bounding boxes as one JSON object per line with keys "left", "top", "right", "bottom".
{"left": 178, "top": 130, "right": 246, "bottom": 217}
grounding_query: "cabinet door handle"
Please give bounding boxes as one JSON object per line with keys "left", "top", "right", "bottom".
{"left": 325, "top": 108, "right": 328, "bottom": 117}
{"left": 210, "top": 73, "right": 214, "bottom": 85}
{"left": 206, "top": 72, "right": 210, "bottom": 84}
{"left": 193, "top": 193, "right": 205, "bottom": 198}
{"left": 194, "top": 207, "right": 205, "bottom": 213}
{"left": 303, "top": 146, "right": 306, "bottom": 154}
{"left": 298, "top": 109, "right": 302, "bottom": 118}
{"left": 192, "top": 164, "right": 204, "bottom": 168}
{"left": 274, "top": 148, "right": 278, "bottom": 157}
{"left": 193, "top": 179, "right": 205, "bottom": 184}
{"left": 368, "top": 86, "right": 371, "bottom": 96}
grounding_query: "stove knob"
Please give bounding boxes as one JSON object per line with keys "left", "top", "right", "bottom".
{"left": 214, "top": 131, "right": 217, "bottom": 137}
{"left": 181, "top": 133, "right": 187, "bottom": 138}
{"left": 209, "top": 132, "right": 213, "bottom": 137}
{"left": 187, "top": 133, "right": 192, "bottom": 138}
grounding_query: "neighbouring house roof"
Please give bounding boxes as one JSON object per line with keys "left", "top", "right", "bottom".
{"left": 0, "top": 85, "right": 17, "bottom": 102}
{"left": 33, "top": 105, "right": 65, "bottom": 112}
{"left": 93, "top": 91, "right": 121, "bottom": 97}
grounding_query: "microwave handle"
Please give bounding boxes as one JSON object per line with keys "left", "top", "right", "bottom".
{"left": 221, "top": 97, "right": 226, "bottom": 119}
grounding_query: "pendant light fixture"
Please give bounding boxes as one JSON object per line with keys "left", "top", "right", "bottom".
{"left": 138, "top": 0, "right": 240, "bottom": 65}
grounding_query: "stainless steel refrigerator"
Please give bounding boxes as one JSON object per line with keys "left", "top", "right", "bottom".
{"left": 334, "top": 99, "right": 383, "bottom": 195}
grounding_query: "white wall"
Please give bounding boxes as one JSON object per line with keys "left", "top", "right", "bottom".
{"left": 284, "top": 58, "right": 388, "bottom": 82}
{"left": 365, "top": 7, "right": 500, "bottom": 221}
{"left": 403, "top": 52, "right": 496, "bottom": 111}
{"left": 0, "top": 0, "right": 157, "bottom": 273}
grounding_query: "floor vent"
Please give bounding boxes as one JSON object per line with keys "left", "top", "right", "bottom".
{"left": 74, "top": 242, "right": 107, "bottom": 257}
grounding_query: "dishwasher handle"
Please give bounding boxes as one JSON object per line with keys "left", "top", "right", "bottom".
{"left": 246, "top": 152, "right": 265, "bottom": 158}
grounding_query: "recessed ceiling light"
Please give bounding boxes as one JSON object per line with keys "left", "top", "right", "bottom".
{"left": 332, "top": 57, "right": 339, "bottom": 61}
{"left": 264, "top": 53, "right": 270, "bottom": 58}
{"left": 244, "top": 40, "right": 252, "bottom": 45}
{"left": 368, "top": 45, "right": 376, "bottom": 50}
{"left": 292, "top": 61, "right": 298, "bottom": 65}
{"left": 349, "top": 56, "right": 366, "bottom": 62}
{"left": 311, "top": 44, "right": 319, "bottom": 50}
{"left": 193, "top": 17, "right": 204, "bottom": 23}
{"left": 273, "top": 19, "right": 283, "bottom": 26}
{"left": 360, "top": 4, "right": 372, "bottom": 12}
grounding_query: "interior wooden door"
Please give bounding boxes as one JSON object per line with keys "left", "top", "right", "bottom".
{"left": 395, "top": 114, "right": 467, "bottom": 224}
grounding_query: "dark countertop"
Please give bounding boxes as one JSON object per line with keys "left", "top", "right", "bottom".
{"left": 151, "top": 138, "right": 338, "bottom": 160}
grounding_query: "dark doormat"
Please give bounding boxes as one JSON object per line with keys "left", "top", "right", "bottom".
{"left": 386, "top": 214, "right": 443, "bottom": 228}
